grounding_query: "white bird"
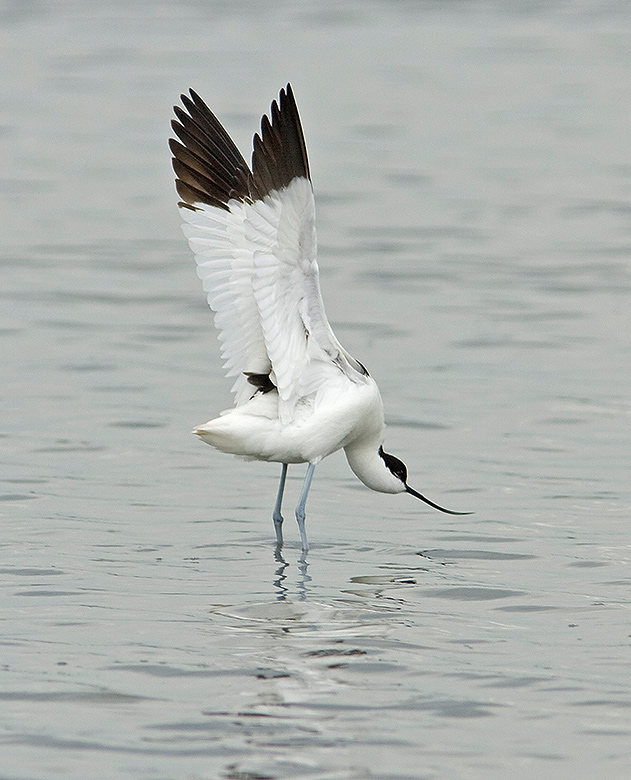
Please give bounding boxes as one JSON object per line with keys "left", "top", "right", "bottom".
{"left": 170, "top": 84, "right": 469, "bottom": 551}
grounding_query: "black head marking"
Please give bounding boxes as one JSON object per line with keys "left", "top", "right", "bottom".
{"left": 378, "top": 446, "right": 407, "bottom": 484}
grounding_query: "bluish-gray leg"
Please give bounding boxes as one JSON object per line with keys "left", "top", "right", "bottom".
{"left": 295, "top": 462, "right": 316, "bottom": 552}
{"left": 273, "top": 463, "right": 288, "bottom": 547}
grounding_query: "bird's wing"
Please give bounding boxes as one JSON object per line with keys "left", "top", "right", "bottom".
{"left": 171, "top": 85, "right": 364, "bottom": 418}
{"left": 170, "top": 89, "right": 269, "bottom": 405}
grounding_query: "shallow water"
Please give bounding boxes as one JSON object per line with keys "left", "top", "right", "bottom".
{"left": 1, "top": 1, "right": 631, "bottom": 778}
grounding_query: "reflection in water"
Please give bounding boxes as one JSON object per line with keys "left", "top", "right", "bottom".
{"left": 273, "top": 547, "right": 289, "bottom": 600}
{"left": 296, "top": 554, "right": 311, "bottom": 602}
{"left": 273, "top": 548, "right": 311, "bottom": 601}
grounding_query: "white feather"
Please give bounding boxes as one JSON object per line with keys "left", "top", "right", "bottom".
{"left": 181, "top": 175, "right": 358, "bottom": 421}
{"left": 181, "top": 201, "right": 269, "bottom": 405}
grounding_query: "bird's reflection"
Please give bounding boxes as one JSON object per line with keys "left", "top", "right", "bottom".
{"left": 273, "top": 546, "right": 311, "bottom": 601}
{"left": 273, "top": 546, "right": 289, "bottom": 600}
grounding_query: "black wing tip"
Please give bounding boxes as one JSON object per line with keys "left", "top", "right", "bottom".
{"left": 170, "top": 83, "right": 309, "bottom": 209}
{"left": 170, "top": 87, "right": 253, "bottom": 211}
{"left": 251, "top": 82, "right": 311, "bottom": 198}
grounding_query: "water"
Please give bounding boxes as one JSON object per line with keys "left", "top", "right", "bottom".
{"left": 2, "top": 1, "right": 631, "bottom": 778}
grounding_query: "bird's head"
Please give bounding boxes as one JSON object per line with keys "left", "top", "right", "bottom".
{"left": 378, "top": 446, "right": 472, "bottom": 516}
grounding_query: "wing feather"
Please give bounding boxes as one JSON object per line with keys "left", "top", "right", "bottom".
{"left": 180, "top": 204, "right": 270, "bottom": 404}
{"left": 171, "top": 85, "right": 363, "bottom": 417}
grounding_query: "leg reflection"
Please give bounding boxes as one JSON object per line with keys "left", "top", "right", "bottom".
{"left": 273, "top": 547, "right": 289, "bottom": 600}
{"left": 296, "top": 553, "right": 311, "bottom": 602}
{"left": 271, "top": 548, "right": 311, "bottom": 601}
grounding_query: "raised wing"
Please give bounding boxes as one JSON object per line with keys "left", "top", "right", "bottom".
{"left": 171, "top": 85, "right": 363, "bottom": 418}
{"left": 170, "top": 89, "right": 267, "bottom": 405}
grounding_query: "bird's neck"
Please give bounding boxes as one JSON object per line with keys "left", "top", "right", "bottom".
{"left": 344, "top": 440, "right": 404, "bottom": 495}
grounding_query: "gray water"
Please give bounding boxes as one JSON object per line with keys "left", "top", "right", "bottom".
{"left": 2, "top": 1, "right": 631, "bottom": 778}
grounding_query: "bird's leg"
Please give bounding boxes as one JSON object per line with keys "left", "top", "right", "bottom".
{"left": 295, "top": 462, "right": 316, "bottom": 552}
{"left": 272, "top": 463, "right": 288, "bottom": 548}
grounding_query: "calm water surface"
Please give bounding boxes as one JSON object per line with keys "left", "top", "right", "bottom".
{"left": 1, "top": 1, "right": 631, "bottom": 778}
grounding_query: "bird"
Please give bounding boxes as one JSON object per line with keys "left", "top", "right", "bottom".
{"left": 169, "top": 84, "right": 470, "bottom": 551}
